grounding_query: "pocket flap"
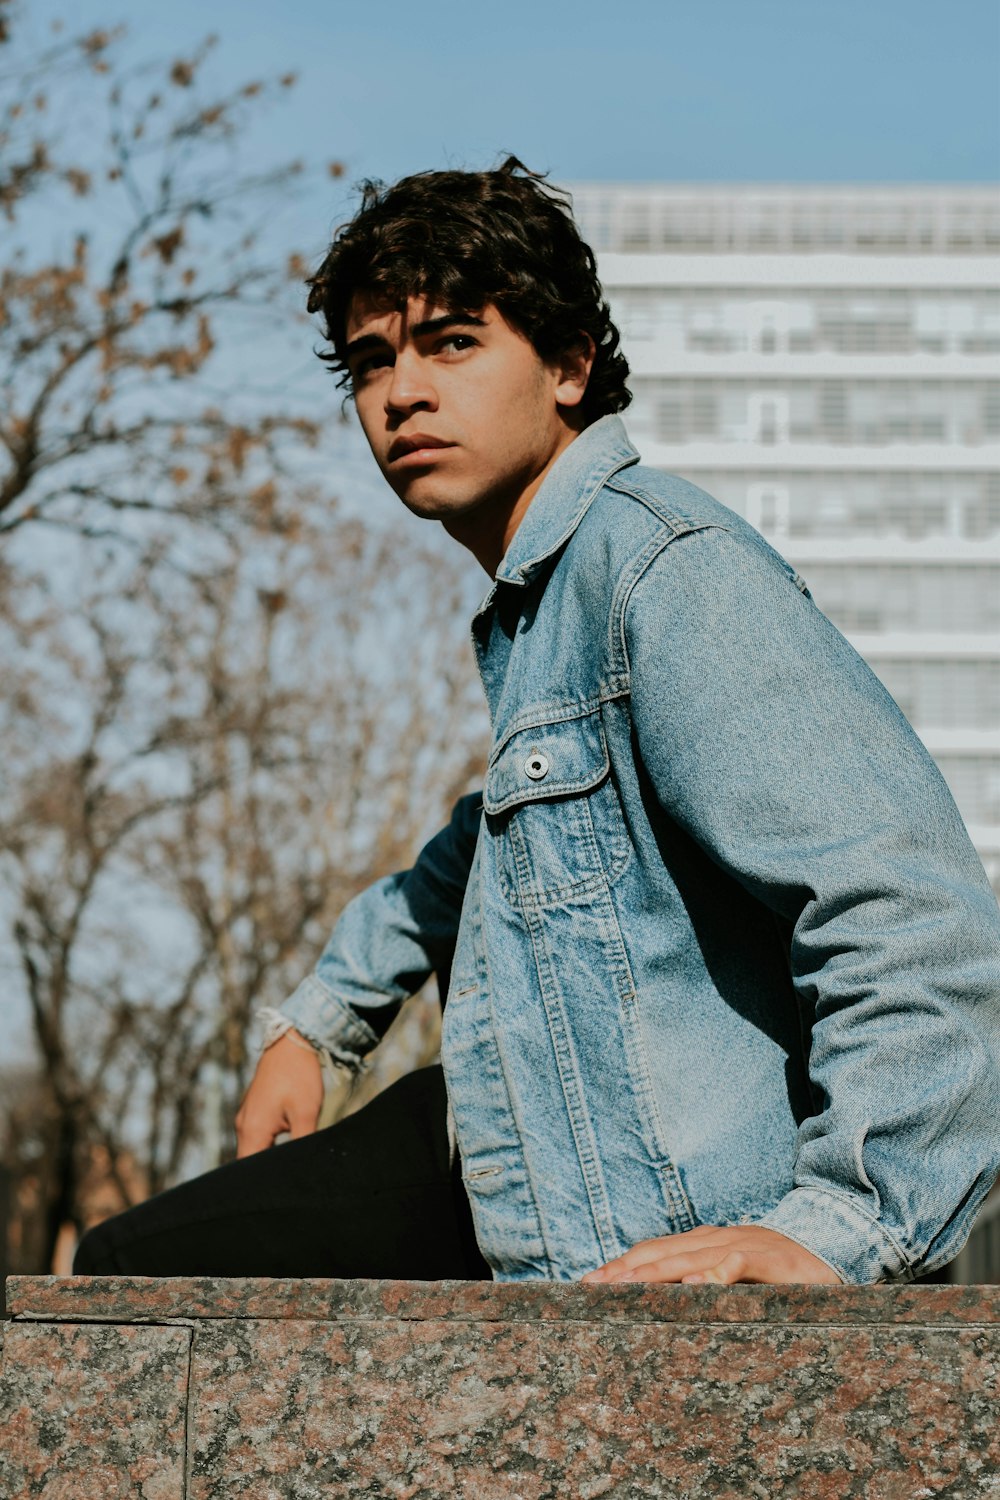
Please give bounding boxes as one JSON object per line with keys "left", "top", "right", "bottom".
{"left": 483, "top": 709, "right": 609, "bottom": 815}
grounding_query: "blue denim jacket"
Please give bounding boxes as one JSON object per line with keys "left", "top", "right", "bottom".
{"left": 281, "top": 414, "right": 1000, "bottom": 1284}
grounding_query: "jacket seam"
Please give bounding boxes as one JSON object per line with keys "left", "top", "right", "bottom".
{"left": 287, "top": 973, "right": 381, "bottom": 1052}
{"left": 499, "top": 450, "right": 640, "bottom": 586}
{"left": 466, "top": 854, "right": 554, "bottom": 1271}
{"left": 514, "top": 858, "right": 621, "bottom": 1261}
{"left": 764, "top": 1184, "right": 916, "bottom": 1274}
{"left": 489, "top": 686, "right": 630, "bottom": 759}
{"left": 615, "top": 520, "right": 728, "bottom": 683}
{"left": 605, "top": 474, "right": 735, "bottom": 537}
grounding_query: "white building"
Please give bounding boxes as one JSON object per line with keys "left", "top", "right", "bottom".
{"left": 570, "top": 184, "right": 1000, "bottom": 897}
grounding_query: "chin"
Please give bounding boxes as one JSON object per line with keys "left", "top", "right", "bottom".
{"left": 396, "top": 484, "right": 474, "bottom": 521}
{"left": 398, "top": 494, "right": 451, "bottom": 521}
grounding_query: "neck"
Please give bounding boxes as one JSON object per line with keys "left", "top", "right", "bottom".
{"left": 441, "top": 421, "right": 583, "bottom": 578}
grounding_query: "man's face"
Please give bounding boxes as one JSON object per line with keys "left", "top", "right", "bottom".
{"left": 344, "top": 293, "right": 582, "bottom": 526}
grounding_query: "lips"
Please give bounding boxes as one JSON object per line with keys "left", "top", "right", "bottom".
{"left": 387, "top": 434, "right": 455, "bottom": 463}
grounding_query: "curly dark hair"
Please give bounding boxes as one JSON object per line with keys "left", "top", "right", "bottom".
{"left": 305, "top": 156, "right": 631, "bottom": 424}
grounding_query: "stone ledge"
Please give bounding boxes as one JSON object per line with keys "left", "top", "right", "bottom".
{"left": 6, "top": 1273, "right": 1000, "bottom": 1326}
{"left": 3, "top": 1277, "right": 998, "bottom": 1498}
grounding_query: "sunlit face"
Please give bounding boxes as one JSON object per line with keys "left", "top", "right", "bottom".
{"left": 344, "top": 293, "right": 584, "bottom": 527}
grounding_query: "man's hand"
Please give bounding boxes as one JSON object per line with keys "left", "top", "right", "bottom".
{"left": 234, "top": 1031, "right": 324, "bottom": 1158}
{"left": 580, "top": 1224, "right": 842, "bottom": 1285}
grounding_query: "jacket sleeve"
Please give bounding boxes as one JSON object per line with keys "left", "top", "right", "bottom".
{"left": 278, "top": 790, "right": 483, "bottom": 1070}
{"left": 624, "top": 520, "right": 1000, "bottom": 1283}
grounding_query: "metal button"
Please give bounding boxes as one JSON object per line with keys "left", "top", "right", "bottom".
{"left": 524, "top": 750, "right": 549, "bottom": 781}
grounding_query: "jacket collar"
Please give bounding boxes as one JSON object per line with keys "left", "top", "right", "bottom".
{"left": 492, "top": 414, "right": 639, "bottom": 588}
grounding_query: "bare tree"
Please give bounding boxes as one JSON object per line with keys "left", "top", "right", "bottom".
{"left": 1, "top": 510, "right": 487, "bottom": 1269}
{"left": 0, "top": 5, "right": 489, "bottom": 1270}
{"left": 0, "top": 0, "right": 333, "bottom": 552}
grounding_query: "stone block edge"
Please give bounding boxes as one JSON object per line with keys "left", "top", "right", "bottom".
{"left": 6, "top": 1275, "right": 999, "bottom": 1328}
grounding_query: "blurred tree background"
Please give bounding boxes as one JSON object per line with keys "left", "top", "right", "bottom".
{"left": 0, "top": 0, "right": 487, "bottom": 1275}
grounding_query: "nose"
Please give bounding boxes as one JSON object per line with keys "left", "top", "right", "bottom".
{"left": 384, "top": 346, "right": 437, "bottom": 418}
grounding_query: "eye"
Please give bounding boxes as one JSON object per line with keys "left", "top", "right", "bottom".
{"left": 438, "top": 333, "right": 478, "bottom": 355}
{"left": 352, "top": 350, "right": 393, "bottom": 380}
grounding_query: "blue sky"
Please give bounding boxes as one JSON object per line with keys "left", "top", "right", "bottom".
{"left": 15, "top": 0, "right": 999, "bottom": 524}
{"left": 25, "top": 0, "right": 1000, "bottom": 205}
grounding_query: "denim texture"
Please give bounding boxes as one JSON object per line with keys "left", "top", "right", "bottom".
{"left": 281, "top": 415, "right": 1000, "bottom": 1284}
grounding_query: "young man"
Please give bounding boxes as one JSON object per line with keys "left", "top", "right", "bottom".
{"left": 77, "top": 159, "right": 1000, "bottom": 1287}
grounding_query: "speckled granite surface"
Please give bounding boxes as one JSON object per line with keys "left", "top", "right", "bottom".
{"left": 1, "top": 1320, "right": 190, "bottom": 1500}
{"left": 9, "top": 1274, "right": 999, "bottom": 1325}
{"left": 3, "top": 1277, "right": 998, "bottom": 1499}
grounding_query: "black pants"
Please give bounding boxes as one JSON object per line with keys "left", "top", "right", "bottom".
{"left": 74, "top": 1063, "right": 492, "bottom": 1280}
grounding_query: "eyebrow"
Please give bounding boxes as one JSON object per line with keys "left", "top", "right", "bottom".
{"left": 344, "top": 312, "right": 487, "bottom": 365}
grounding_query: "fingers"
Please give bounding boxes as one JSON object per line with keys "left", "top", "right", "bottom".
{"left": 585, "top": 1242, "right": 751, "bottom": 1285}
{"left": 234, "top": 1033, "right": 324, "bottom": 1158}
{"left": 285, "top": 1096, "right": 322, "bottom": 1140}
{"left": 583, "top": 1226, "right": 742, "bottom": 1281}
{"left": 234, "top": 1093, "right": 319, "bottom": 1155}
{"left": 234, "top": 1103, "right": 283, "bottom": 1159}
{"left": 235, "top": 1123, "right": 275, "bottom": 1159}
{"left": 630, "top": 1246, "right": 756, "bottom": 1285}
{"left": 581, "top": 1226, "right": 842, "bottom": 1286}
{"left": 683, "top": 1251, "right": 752, "bottom": 1285}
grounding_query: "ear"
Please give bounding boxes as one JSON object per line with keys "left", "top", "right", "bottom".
{"left": 553, "top": 333, "right": 596, "bottom": 410}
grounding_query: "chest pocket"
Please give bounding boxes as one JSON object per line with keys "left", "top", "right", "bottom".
{"left": 482, "top": 706, "right": 631, "bottom": 909}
